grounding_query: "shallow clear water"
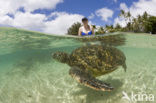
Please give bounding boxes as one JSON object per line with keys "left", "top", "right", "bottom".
{"left": 0, "top": 28, "right": 156, "bottom": 103}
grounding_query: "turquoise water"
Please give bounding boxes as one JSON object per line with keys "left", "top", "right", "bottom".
{"left": 0, "top": 28, "right": 156, "bottom": 103}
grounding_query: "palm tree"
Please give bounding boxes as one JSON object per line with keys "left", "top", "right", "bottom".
{"left": 97, "top": 26, "right": 105, "bottom": 34}
{"left": 127, "top": 12, "right": 131, "bottom": 20}
{"left": 105, "top": 25, "right": 115, "bottom": 33}
{"left": 142, "top": 11, "right": 148, "bottom": 21}
{"left": 119, "top": 10, "right": 126, "bottom": 18}
{"left": 137, "top": 15, "right": 144, "bottom": 32}
{"left": 120, "top": 10, "right": 132, "bottom": 31}
{"left": 126, "top": 11, "right": 132, "bottom": 31}
{"left": 115, "top": 23, "right": 121, "bottom": 29}
{"left": 142, "top": 12, "right": 149, "bottom": 32}
{"left": 132, "top": 18, "right": 140, "bottom": 32}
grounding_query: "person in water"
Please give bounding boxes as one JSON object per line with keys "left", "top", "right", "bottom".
{"left": 78, "top": 17, "right": 95, "bottom": 36}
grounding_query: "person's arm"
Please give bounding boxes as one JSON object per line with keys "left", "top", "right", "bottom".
{"left": 91, "top": 25, "right": 95, "bottom": 35}
{"left": 78, "top": 27, "right": 82, "bottom": 36}
{"left": 92, "top": 28, "right": 95, "bottom": 35}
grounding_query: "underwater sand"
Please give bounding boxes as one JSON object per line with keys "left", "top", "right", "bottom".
{"left": 0, "top": 28, "right": 156, "bottom": 103}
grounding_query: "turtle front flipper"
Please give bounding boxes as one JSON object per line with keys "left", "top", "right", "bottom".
{"left": 69, "top": 67, "right": 114, "bottom": 91}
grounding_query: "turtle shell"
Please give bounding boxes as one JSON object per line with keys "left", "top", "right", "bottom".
{"left": 68, "top": 45, "right": 126, "bottom": 77}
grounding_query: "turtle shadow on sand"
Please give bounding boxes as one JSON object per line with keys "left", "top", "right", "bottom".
{"left": 7, "top": 45, "right": 79, "bottom": 77}
{"left": 72, "top": 77, "right": 124, "bottom": 103}
{"left": 8, "top": 50, "right": 52, "bottom": 77}
{"left": 6, "top": 49, "right": 58, "bottom": 77}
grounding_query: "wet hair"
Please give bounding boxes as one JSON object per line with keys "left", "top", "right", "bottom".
{"left": 82, "top": 17, "right": 88, "bottom": 22}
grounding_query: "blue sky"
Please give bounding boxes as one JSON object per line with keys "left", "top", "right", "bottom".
{"left": 0, "top": 0, "right": 155, "bottom": 35}
{"left": 32, "top": 0, "right": 138, "bottom": 26}
{"left": 54, "top": 0, "right": 137, "bottom": 25}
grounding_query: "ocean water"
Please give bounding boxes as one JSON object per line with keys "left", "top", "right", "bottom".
{"left": 0, "top": 28, "right": 156, "bottom": 103}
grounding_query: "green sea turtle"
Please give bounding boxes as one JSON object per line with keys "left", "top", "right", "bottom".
{"left": 52, "top": 45, "right": 127, "bottom": 91}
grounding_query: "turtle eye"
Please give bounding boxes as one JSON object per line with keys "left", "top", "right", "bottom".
{"left": 52, "top": 53, "right": 58, "bottom": 59}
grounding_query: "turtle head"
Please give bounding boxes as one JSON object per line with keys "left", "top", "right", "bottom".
{"left": 52, "top": 52, "right": 69, "bottom": 63}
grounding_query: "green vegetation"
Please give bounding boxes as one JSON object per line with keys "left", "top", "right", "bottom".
{"left": 117, "top": 11, "right": 156, "bottom": 34}
{"left": 67, "top": 11, "right": 156, "bottom": 36}
{"left": 145, "top": 16, "right": 156, "bottom": 34}
{"left": 95, "top": 26, "right": 106, "bottom": 34}
{"left": 67, "top": 22, "right": 81, "bottom": 35}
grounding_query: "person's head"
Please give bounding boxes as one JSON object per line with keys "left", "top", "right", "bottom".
{"left": 82, "top": 17, "right": 88, "bottom": 26}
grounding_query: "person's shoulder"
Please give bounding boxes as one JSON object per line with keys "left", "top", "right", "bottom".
{"left": 79, "top": 26, "right": 83, "bottom": 30}
{"left": 89, "top": 25, "right": 93, "bottom": 29}
{"left": 80, "top": 25, "right": 84, "bottom": 28}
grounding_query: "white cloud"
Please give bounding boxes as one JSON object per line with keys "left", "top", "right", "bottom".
{"left": 88, "top": 13, "right": 95, "bottom": 19}
{"left": 44, "top": 12, "right": 84, "bottom": 35}
{"left": 119, "top": 0, "right": 156, "bottom": 17}
{"left": 0, "top": 11, "right": 47, "bottom": 31}
{"left": 96, "top": 8, "right": 114, "bottom": 22}
{"left": 129, "top": 0, "right": 156, "bottom": 17}
{"left": 0, "top": 0, "right": 85, "bottom": 35}
{"left": 0, "top": 14, "right": 13, "bottom": 26}
{"left": 0, "top": 11, "right": 83, "bottom": 35}
{"left": 114, "top": 0, "right": 156, "bottom": 27}
{"left": 23, "top": 0, "right": 63, "bottom": 12}
{"left": 120, "top": 3, "right": 129, "bottom": 12}
{"left": 114, "top": 0, "right": 117, "bottom": 3}
{"left": 0, "top": 0, "right": 63, "bottom": 14}
{"left": 12, "top": 12, "right": 46, "bottom": 31}
{"left": 114, "top": 17, "right": 126, "bottom": 27}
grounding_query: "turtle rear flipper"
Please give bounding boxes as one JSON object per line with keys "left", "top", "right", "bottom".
{"left": 122, "top": 63, "right": 127, "bottom": 72}
{"left": 69, "top": 67, "right": 114, "bottom": 91}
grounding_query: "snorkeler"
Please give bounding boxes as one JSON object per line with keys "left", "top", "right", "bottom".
{"left": 78, "top": 17, "right": 95, "bottom": 36}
